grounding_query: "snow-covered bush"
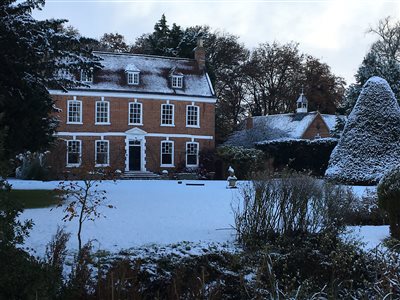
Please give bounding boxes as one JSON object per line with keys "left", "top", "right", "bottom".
{"left": 256, "top": 138, "right": 337, "bottom": 175}
{"left": 216, "top": 146, "right": 265, "bottom": 178}
{"left": 233, "top": 172, "right": 354, "bottom": 247}
{"left": 325, "top": 76, "right": 400, "bottom": 185}
{"left": 15, "top": 151, "right": 49, "bottom": 180}
{"left": 377, "top": 165, "right": 400, "bottom": 239}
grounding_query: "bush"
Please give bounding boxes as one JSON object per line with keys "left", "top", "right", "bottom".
{"left": 255, "top": 138, "right": 338, "bottom": 176}
{"left": 216, "top": 145, "right": 265, "bottom": 179}
{"left": 378, "top": 165, "right": 400, "bottom": 239}
{"left": 15, "top": 151, "right": 49, "bottom": 180}
{"left": 233, "top": 172, "right": 354, "bottom": 248}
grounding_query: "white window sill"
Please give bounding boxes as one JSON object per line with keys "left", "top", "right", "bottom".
{"left": 95, "top": 122, "right": 111, "bottom": 125}
{"left": 66, "top": 164, "right": 81, "bottom": 168}
{"left": 129, "top": 123, "right": 143, "bottom": 126}
{"left": 127, "top": 83, "right": 139, "bottom": 86}
{"left": 160, "top": 124, "right": 175, "bottom": 127}
{"left": 186, "top": 125, "right": 200, "bottom": 128}
{"left": 161, "top": 164, "right": 175, "bottom": 168}
{"left": 186, "top": 164, "right": 199, "bottom": 168}
{"left": 95, "top": 164, "right": 110, "bottom": 167}
{"left": 67, "top": 122, "right": 83, "bottom": 125}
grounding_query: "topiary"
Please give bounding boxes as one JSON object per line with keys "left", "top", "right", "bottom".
{"left": 377, "top": 165, "right": 400, "bottom": 239}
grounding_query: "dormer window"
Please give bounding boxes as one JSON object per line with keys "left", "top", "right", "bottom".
{"left": 127, "top": 72, "right": 139, "bottom": 85}
{"left": 172, "top": 75, "right": 183, "bottom": 88}
{"left": 80, "top": 69, "right": 93, "bottom": 83}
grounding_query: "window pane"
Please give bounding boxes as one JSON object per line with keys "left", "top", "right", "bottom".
{"left": 161, "top": 141, "right": 173, "bottom": 165}
{"left": 68, "top": 101, "right": 81, "bottom": 123}
{"left": 186, "top": 143, "right": 198, "bottom": 166}
{"left": 161, "top": 104, "right": 174, "bottom": 125}
{"left": 187, "top": 105, "right": 199, "bottom": 126}
{"left": 96, "top": 101, "right": 109, "bottom": 123}
{"left": 67, "top": 141, "right": 81, "bottom": 165}
{"left": 129, "top": 103, "right": 142, "bottom": 124}
{"left": 96, "top": 141, "right": 109, "bottom": 165}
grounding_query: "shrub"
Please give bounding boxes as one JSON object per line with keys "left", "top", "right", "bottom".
{"left": 233, "top": 172, "right": 354, "bottom": 248}
{"left": 377, "top": 165, "right": 400, "bottom": 239}
{"left": 216, "top": 145, "right": 265, "bottom": 179}
{"left": 15, "top": 151, "right": 49, "bottom": 180}
{"left": 255, "top": 138, "right": 338, "bottom": 176}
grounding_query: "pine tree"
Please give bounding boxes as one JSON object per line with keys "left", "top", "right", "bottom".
{"left": 0, "top": 0, "right": 101, "bottom": 159}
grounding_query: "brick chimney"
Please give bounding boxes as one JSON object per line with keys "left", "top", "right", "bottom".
{"left": 246, "top": 117, "right": 253, "bottom": 129}
{"left": 194, "top": 38, "right": 206, "bottom": 71}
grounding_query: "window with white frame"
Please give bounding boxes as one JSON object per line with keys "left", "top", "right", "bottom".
{"left": 186, "top": 142, "right": 199, "bottom": 167}
{"left": 129, "top": 102, "right": 143, "bottom": 125}
{"left": 66, "top": 140, "right": 81, "bottom": 166}
{"left": 186, "top": 105, "right": 200, "bottom": 127}
{"left": 161, "top": 141, "right": 174, "bottom": 166}
{"left": 171, "top": 75, "right": 183, "bottom": 88}
{"left": 95, "top": 101, "right": 110, "bottom": 124}
{"left": 161, "top": 103, "right": 174, "bottom": 126}
{"left": 80, "top": 69, "right": 93, "bottom": 83}
{"left": 95, "top": 140, "right": 109, "bottom": 166}
{"left": 67, "top": 100, "right": 82, "bottom": 124}
{"left": 127, "top": 72, "right": 139, "bottom": 85}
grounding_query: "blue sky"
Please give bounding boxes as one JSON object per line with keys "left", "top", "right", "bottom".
{"left": 34, "top": 0, "right": 400, "bottom": 85}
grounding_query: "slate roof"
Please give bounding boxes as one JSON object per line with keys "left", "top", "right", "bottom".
{"left": 224, "top": 112, "right": 345, "bottom": 148}
{"left": 252, "top": 112, "right": 338, "bottom": 139}
{"left": 71, "top": 52, "right": 215, "bottom": 99}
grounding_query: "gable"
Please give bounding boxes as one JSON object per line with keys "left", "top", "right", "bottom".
{"left": 301, "top": 113, "right": 331, "bottom": 139}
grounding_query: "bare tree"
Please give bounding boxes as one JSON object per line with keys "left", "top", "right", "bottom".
{"left": 56, "top": 167, "right": 115, "bottom": 251}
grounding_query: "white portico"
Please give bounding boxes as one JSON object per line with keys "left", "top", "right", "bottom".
{"left": 124, "top": 127, "right": 147, "bottom": 172}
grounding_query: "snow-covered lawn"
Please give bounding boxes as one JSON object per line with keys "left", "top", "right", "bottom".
{"left": 9, "top": 179, "right": 389, "bottom": 256}
{"left": 12, "top": 179, "right": 239, "bottom": 256}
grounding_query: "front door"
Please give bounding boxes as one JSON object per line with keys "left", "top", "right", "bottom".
{"left": 129, "top": 141, "right": 141, "bottom": 171}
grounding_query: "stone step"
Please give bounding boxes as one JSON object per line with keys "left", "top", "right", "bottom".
{"left": 120, "top": 171, "right": 160, "bottom": 180}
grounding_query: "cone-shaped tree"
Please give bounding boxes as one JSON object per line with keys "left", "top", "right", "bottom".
{"left": 325, "top": 76, "right": 400, "bottom": 184}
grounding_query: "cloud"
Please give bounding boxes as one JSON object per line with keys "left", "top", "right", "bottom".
{"left": 35, "top": 0, "right": 400, "bottom": 84}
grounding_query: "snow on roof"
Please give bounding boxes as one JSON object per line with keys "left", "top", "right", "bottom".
{"left": 224, "top": 112, "right": 343, "bottom": 148}
{"left": 125, "top": 63, "right": 140, "bottom": 72}
{"left": 253, "top": 112, "right": 324, "bottom": 139}
{"left": 73, "top": 52, "right": 215, "bottom": 98}
{"left": 296, "top": 93, "right": 308, "bottom": 103}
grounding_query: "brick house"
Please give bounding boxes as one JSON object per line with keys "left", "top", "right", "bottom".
{"left": 49, "top": 41, "right": 216, "bottom": 176}
{"left": 225, "top": 92, "right": 344, "bottom": 148}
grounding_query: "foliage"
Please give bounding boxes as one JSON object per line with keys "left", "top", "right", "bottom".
{"left": 0, "top": 0, "right": 101, "bottom": 159}
{"left": 130, "top": 15, "right": 345, "bottom": 143}
{"left": 256, "top": 138, "right": 338, "bottom": 176}
{"left": 342, "top": 16, "right": 400, "bottom": 114}
{"left": 98, "top": 32, "right": 130, "bottom": 53}
{"left": 15, "top": 151, "right": 49, "bottom": 180}
{"left": 216, "top": 145, "right": 265, "bottom": 178}
{"left": 326, "top": 77, "right": 400, "bottom": 185}
{"left": 233, "top": 172, "right": 354, "bottom": 248}
{"left": 32, "top": 240, "right": 399, "bottom": 299}
{"left": 378, "top": 165, "right": 400, "bottom": 239}
{"left": 56, "top": 167, "right": 115, "bottom": 251}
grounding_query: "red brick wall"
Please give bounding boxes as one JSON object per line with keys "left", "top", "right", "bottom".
{"left": 51, "top": 94, "right": 215, "bottom": 173}
{"left": 301, "top": 114, "right": 331, "bottom": 139}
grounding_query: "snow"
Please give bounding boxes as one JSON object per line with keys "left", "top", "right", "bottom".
{"left": 325, "top": 76, "right": 400, "bottom": 184}
{"left": 11, "top": 179, "right": 389, "bottom": 256}
{"left": 15, "top": 180, "right": 238, "bottom": 256}
{"left": 72, "top": 52, "right": 215, "bottom": 98}
{"left": 225, "top": 112, "right": 343, "bottom": 148}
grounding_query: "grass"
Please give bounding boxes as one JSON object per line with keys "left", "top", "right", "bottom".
{"left": 9, "top": 189, "right": 62, "bottom": 208}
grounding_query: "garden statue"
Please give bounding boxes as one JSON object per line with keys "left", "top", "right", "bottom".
{"left": 227, "top": 166, "right": 237, "bottom": 188}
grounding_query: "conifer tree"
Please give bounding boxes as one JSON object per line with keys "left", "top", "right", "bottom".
{"left": 0, "top": 0, "right": 101, "bottom": 159}
{"left": 325, "top": 76, "right": 400, "bottom": 184}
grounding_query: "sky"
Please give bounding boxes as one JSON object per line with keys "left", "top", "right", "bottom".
{"left": 34, "top": 0, "right": 400, "bottom": 85}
